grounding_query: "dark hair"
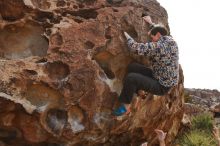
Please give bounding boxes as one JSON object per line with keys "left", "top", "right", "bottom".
{"left": 149, "top": 25, "right": 168, "bottom": 36}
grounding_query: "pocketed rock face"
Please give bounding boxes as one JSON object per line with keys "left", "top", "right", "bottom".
{"left": 0, "top": 21, "right": 49, "bottom": 59}
{"left": 0, "top": 0, "right": 26, "bottom": 21}
{"left": 0, "top": 0, "right": 184, "bottom": 146}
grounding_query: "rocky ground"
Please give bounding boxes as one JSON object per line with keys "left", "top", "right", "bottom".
{"left": 184, "top": 88, "right": 220, "bottom": 126}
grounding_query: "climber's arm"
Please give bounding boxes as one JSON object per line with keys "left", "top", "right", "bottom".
{"left": 142, "top": 16, "right": 156, "bottom": 30}
{"left": 143, "top": 16, "right": 153, "bottom": 24}
{"left": 155, "top": 129, "right": 166, "bottom": 146}
{"left": 124, "top": 32, "right": 159, "bottom": 56}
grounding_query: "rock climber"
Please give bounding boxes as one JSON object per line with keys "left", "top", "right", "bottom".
{"left": 113, "top": 16, "right": 179, "bottom": 116}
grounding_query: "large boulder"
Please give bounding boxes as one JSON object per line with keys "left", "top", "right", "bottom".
{"left": 0, "top": 0, "right": 184, "bottom": 145}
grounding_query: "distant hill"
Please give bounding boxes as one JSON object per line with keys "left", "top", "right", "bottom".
{"left": 184, "top": 88, "right": 220, "bottom": 110}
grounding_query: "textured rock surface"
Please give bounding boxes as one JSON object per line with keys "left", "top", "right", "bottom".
{"left": 184, "top": 88, "right": 220, "bottom": 127}
{"left": 0, "top": 0, "right": 26, "bottom": 21}
{"left": 0, "top": 0, "right": 184, "bottom": 145}
{"left": 184, "top": 88, "right": 220, "bottom": 113}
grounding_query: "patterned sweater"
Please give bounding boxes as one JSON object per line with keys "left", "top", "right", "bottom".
{"left": 127, "top": 35, "right": 179, "bottom": 87}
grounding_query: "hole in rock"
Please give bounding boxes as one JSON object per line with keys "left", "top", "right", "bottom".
{"left": 23, "top": 69, "right": 38, "bottom": 76}
{"left": 84, "top": 41, "right": 95, "bottom": 49}
{"left": 105, "top": 34, "right": 112, "bottom": 39}
{"left": 50, "top": 15, "right": 62, "bottom": 24}
{"left": 126, "top": 25, "right": 138, "bottom": 39}
{"left": 56, "top": 0, "right": 66, "bottom": 7}
{"left": 34, "top": 11, "right": 54, "bottom": 22}
{"left": 94, "top": 51, "right": 115, "bottom": 79}
{"left": 35, "top": 58, "right": 47, "bottom": 64}
{"left": 0, "top": 21, "right": 49, "bottom": 59}
{"left": 168, "top": 101, "right": 172, "bottom": 109}
{"left": 50, "top": 33, "right": 63, "bottom": 46}
{"left": 73, "top": 5, "right": 78, "bottom": 9}
{"left": 112, "top": 8, "right": 119, "bottom": 12}
{"left": 0, "top": 127, "right": 17, "bottom": 142}
{"left": 25, "top": 84, "right": 64, "bottom": 111}
{"left": 77, "top": 0, "right": 97, "bottom": 5}
{"left": 45, "top": 28, "right": 52, "bottom": 36}
{"left": 69, "top": 9, "right": 98, "bottom": 19}
{"left": 0, "top": 0, "right": 25, "bottom": 21}
{"left": 45, "top": 61, "right": 70, "bottom": 80}
{"left": 73, "top": 18, "right": 84, "bottom": 23}
{"left": 41, "top": 22, "right": 53, "bottom": 28}
{"left": 46, "top": 108, "right": 67, "bottom": 135}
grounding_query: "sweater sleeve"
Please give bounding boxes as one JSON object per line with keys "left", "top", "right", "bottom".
{"left": 127, "top": 37, "right": 160, "bottom": 57}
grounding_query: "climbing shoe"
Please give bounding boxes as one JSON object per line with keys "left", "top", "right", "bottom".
{"left": 113, "top": 105, "right": 127, "bottom": 116}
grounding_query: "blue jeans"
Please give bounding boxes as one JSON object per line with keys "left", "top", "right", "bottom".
{"left": 119, "top": 63, "right": 170, "bottom": 104}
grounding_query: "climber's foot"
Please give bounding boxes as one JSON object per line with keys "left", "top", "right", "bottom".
{"left": 113, "top": 104, "right": 130, "bottom": 116}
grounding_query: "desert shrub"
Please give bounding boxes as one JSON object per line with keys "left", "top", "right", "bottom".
{"left": 191, "top": 113, "right": 214, "bottom": 132}
{"left": 175, "top": 113, "right": 217, "bottom": 146}
{"left": 178, "top": 130, "right": 217, "bottom": 146}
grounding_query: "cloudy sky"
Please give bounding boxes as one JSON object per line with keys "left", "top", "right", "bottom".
{"left": 157, "top": 0, "right": 220, "bottom": 90}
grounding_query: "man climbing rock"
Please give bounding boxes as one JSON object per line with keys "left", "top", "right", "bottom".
{"left": 113, "top": 16, "right": 179, "bottom": 116}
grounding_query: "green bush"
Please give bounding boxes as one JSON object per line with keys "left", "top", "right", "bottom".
{"left": 178, "top": 130, "right": 217, "bottom": 146}
{"left": 176, "top": 113, "right": 217, "bottom": 146}
{"left": 191, "top": 113, "right": 214, "bottom": 132}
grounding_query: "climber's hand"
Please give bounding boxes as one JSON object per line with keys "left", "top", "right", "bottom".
{"left": 141, "top": 142, "right": 148, "bottom": 146}
{"left": 124, "top": 32, "right": 131, "bottom": 40}
{"left": 155, "top": 129, "right": 167, "bottom": 142}
{"left": 213, "top": 126, "right": 220, "bottom": 141}
{"left": 143, "top": 16, "right": 153, "bottom": 24}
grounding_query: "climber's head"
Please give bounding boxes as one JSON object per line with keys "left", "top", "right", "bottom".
{"left": 148, "top": 24, "right": 168, "bottom": 42}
